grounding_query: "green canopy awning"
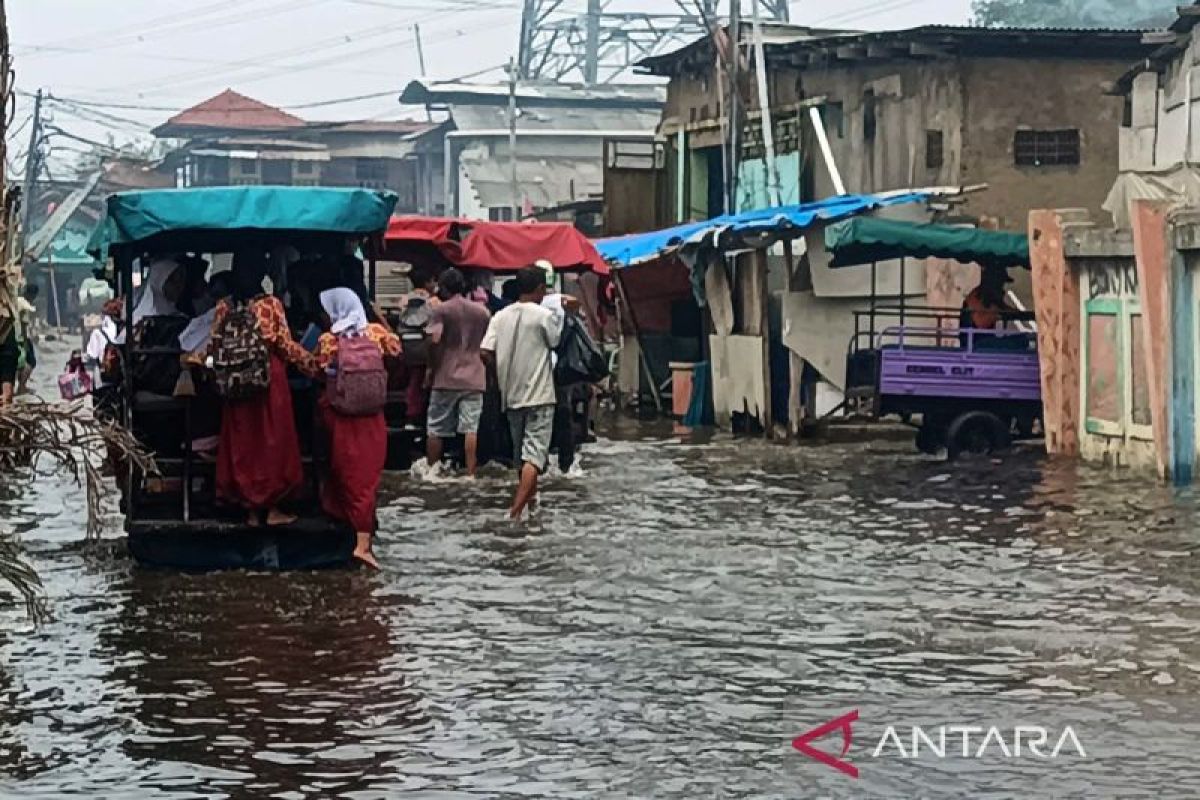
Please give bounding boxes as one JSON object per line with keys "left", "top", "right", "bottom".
{"left": 89, "top": 186, "right": 398, "bottom": 257}
{"left": 825, "top": 217, "right": 1030, "bottom": 270}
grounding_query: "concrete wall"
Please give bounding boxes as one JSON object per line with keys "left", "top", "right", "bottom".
{"left": 1029, "top": 205, "right": 1200, "bottom": 480}
{"left": 786, "top": 61, "right": 964, "bottom": 200}
{"left": 961, "top": 58, "right": 1128, "bottom": 231}
{"left": 659, "top": 55, "right": 1124, "bottom": 238}
{"left": 1123, "top": 34, "right": 1200, "bottom": 171}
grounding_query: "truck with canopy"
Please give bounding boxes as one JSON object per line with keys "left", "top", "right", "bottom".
{"left": 828, "top": 217, "right": 1041, "bottom": 458}
{"left": 90, "top": 185, "right": 398, "bottom": 570}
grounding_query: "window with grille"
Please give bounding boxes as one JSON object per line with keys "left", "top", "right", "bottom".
{"left": 926, "top": 130, "right": 944, "bottom": 169}
{"left": 232, "top": 159, "right": 258, "bottom": 176}
{"left": 1014, "top": 129, "right": 1080, "bottom": 166}
{"left": 488, "top": 206, "right": 514, "bottom": 222}
{"left": 295, "top": 160, "right": 315, "bottom": 175}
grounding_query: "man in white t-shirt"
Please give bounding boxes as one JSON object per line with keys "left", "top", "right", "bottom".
{"left": 481, "top": 264, "right": 576, "bottom": 518}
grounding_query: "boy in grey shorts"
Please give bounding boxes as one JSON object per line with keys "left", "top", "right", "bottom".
{"left": 481, "top": 265, "right": 578, "bottom": 519}
{"left": 425, "top": 268, "right": 491, "bottom": 477}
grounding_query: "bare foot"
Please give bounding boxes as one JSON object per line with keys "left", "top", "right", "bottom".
{"left": 352, "top": 548, "right": 381, "bottom": 570}
{"left": 352, "top": 532, "right": 380, "bottom": 569}
{"left": 246, "top": 511, "right": 262, "bottom": 528}
{"left": 265, "top": 509, "right": 297, "bottom": 527}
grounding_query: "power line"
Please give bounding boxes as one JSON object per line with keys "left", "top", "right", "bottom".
{"left": 113, "top": 7, "right": 522, "bottom": 99}
{"left": 16, "top": 0, "right": 248, "bottom": 53}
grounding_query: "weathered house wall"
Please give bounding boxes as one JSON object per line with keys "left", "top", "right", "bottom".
{"left": 1029, "top": 204, "right": 1200, "bottom": 481}
{"left": 960, "top": 58, "right": 1128, "bottom": 230}
{"left": 786, "top": 61, "right": 963, "bottom": 200}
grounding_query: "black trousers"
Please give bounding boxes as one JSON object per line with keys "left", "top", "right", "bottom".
{"left": 551, "top": 383, "right": 581, "bottom": 473}
{"left": 0, "top": 329, "right": 18, "bottom": 385}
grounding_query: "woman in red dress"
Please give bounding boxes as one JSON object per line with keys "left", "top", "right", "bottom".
{"left": 315, "top": 288, "right": 401, "bottom": 569}
{"left": 211, "top": 252, "right": 318, "bottom": 527}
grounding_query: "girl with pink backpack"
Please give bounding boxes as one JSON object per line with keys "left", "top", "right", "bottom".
{"left": 314, "top": 288, "right": 401, "bottom": 569}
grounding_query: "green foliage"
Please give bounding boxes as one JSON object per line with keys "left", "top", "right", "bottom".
{"left": 972, "top": 0, "right": 1178, "bottom": 28}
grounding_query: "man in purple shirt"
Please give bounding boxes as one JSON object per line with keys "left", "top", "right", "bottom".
{"left": 425, "top": 268, "right": 492, "bottom": 477}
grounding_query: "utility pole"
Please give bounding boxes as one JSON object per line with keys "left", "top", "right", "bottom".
{"left": 20, "top": 88, "right": 42, "bottom": 254}
{"left": 413, "top": 23, "right": 428, "bottom": 76}
{"left": 413, "top": 24, "right": 432, "bottom": 122}
{"left": 728, "top": 0, "right": 741, "bottom": 212}
{"left": 583, "top": 0, "right": 601, "bottom": 85}
{"left": 750, "top": 0, "right": 780, "bottom": 207}
{"left": 506, "top": 58, "right": 520, "bottom": 220}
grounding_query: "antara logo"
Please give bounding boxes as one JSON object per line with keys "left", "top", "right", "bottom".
{"left": 792, "top": 710, "right": 860, "bottom": 778}
{"left": 792, "top": 710, "right": 1087, "bottom": 779}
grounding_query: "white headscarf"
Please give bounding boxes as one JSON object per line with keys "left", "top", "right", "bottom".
{"left": 132, "top": 257, "right": 183, "bottom": 324}
{"left": 320, "top": 287, "right": 369, "bottom": 336}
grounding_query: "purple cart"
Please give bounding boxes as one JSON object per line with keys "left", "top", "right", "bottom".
{"left": 845, "top": 308, "right": 1042, "bottom": 458}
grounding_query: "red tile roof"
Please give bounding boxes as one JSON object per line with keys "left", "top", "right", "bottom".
{"left": 153, "top": 89, "right": 305, "bottom": 136}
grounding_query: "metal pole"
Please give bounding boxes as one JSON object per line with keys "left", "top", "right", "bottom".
{"left": 414, "top": 23, "right": 428, "bottom": 76}
{"left": 20, "top": 88, "right": 42, "bottom": 254}
{"left": 507, "top": 57, "right": 520, "bottom": 220}
{"left": 443, "top": 134, "right": 454, "bottom": 216}
{"left": 584, "top": 0, "right": 601, "bottom": 85}
{"left": 728, "top": 0, "right": 741, "bottom": 211}
{"left": 414, "top": 24, "right": 433, "bottom": 123}
{"left": 749, "top": 2, "right": 780, "bottom": 207}
{"left": 808, "top": 106, "right": 847, "bottom": 195}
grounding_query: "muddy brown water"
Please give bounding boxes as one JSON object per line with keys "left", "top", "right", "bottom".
{"left": 3, "top": 341, "right": 1200, "bottom": 797}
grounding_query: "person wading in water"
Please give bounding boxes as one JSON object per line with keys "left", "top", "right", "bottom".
{"left": 481, "top": 265, "right": 578, "bottom": 519}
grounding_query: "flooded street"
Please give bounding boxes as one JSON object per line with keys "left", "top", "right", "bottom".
{"left": 4, "top": 364, "right": 1200, "bottom": 795}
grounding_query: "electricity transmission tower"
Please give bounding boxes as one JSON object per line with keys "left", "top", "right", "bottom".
{"left": 517, "top": 0, "right": 790, "bottom": 84}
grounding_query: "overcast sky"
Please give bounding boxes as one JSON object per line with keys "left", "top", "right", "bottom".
{"left": 8, "top": 0, "right": 973, "bottom": 171}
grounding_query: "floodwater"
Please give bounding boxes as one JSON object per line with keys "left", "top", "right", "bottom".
{"left": 4, "top": 347, "right": 1200, "bottom": 796}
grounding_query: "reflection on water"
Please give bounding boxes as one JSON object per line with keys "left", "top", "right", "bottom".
{"left": 3, "top": 403, "right": 1200, "bottom": 795}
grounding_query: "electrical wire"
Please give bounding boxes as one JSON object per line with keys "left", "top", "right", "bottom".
{"left": 112, "top": 7, "right": 522, "bottom": 99}
{"left": 16, "top": 0, "right": 249, "bottom": 54}
{"left": 20, "top": 0, "right": 332, "bottom": 60}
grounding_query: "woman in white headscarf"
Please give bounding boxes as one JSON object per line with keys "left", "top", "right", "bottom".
{"left": 133, "top": 257, "right": 187, "bottom": 324}
{"left": 129, "top": 256, "right": 190, "bottom": 397}
{"left": 314, "top": 287, "right": 401, "bottom": 570}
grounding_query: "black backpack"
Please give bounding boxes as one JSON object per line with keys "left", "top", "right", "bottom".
{"left": 554, "top": 314, "right": 608, "bottom": 385}
{"left": 398, "top": 296, "right": 434, "bottom": 366}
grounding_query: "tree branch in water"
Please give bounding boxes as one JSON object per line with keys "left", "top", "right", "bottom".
{"left": 0, "top": 399, "right": 156, "bottom": 619}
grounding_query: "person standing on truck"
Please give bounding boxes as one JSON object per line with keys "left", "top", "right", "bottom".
{"left": 315, "top": 287, "right": 401, "bottom": 570}
{"left": 210, "top": 250, "right": 319, "bottom": 528}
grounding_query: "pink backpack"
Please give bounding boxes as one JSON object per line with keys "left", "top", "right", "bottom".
{"left": 330, "top": 334, "right": 387, "bottom": 416}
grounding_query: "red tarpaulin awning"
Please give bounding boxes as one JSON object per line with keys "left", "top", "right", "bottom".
{"left": 383, "top": 216, "right": 609, "bottom": 275}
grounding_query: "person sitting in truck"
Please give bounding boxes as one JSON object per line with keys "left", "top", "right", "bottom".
{"left": 960, "top": 265, "right": 1013, "bottom": 331}
{"left": 959, "top": 266, "right": 1035, "bottom": 351}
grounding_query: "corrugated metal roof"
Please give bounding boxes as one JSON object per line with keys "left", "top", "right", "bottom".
{"left": 400, "top": 79, "right": 664, "bottom": 109}
{"left": 449, "top": 104, "right": 660, "bottom": 133}
{"left": 640, "top": 24, "right": 1155, "bottom": 76}
{"left": 307, "top": 120, "right": 436, "bottom": 135}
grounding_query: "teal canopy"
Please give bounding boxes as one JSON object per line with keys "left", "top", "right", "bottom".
{"left": 89, "top": 186, "right": 398, "bottom": 257}
{"left": 825, "top": 217, "right": 1030, "bottom": 270}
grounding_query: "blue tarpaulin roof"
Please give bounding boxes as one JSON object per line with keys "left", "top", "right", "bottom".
{"left": 88, "top": 186, "right": 398, "bottom": 257}
{"left": 594, "top": 192, "right": 929, "bottom": 268}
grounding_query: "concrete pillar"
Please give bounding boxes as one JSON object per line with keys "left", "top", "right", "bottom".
{"left": 1129, "top": 200, "right": 1174, "bottom": 480}
{"left": 1029, "top": 209, "right": 1082, "bottom": 456}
